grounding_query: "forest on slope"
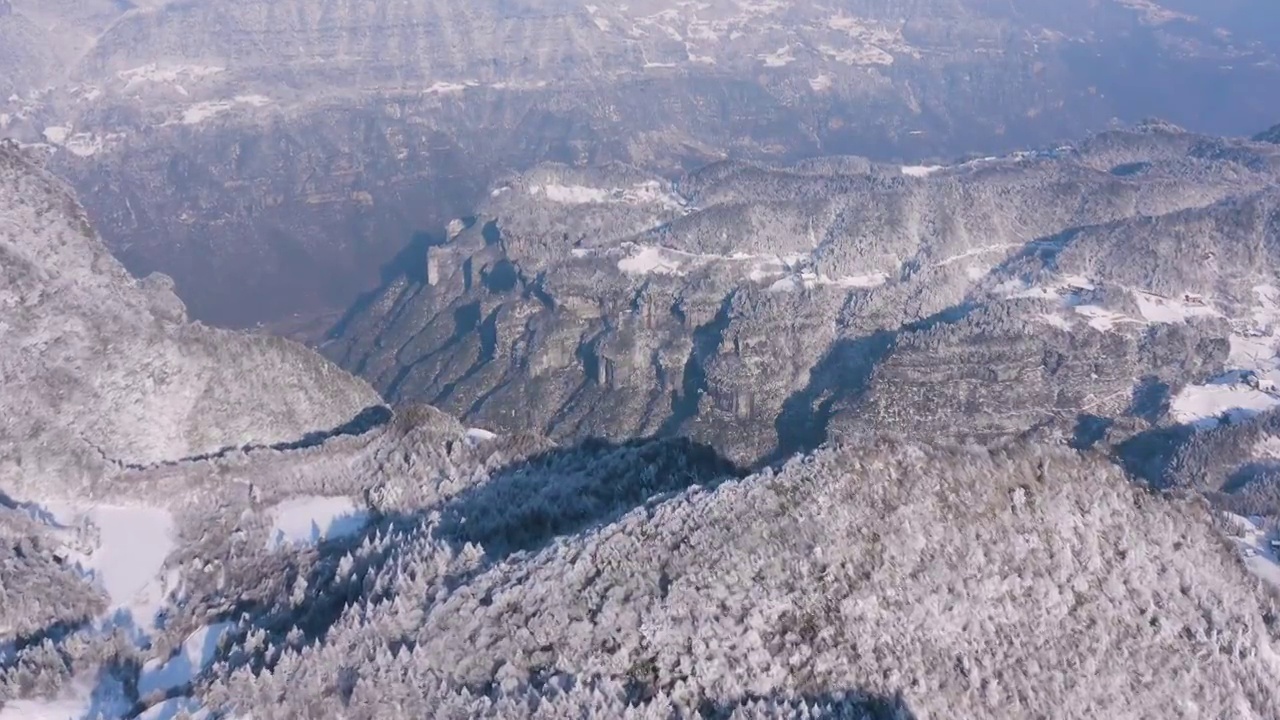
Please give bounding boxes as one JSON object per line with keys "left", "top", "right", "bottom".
{"left": 3, "top": 134, "right": 1280, "bottom": 718}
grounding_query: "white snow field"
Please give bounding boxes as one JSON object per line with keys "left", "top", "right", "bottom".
{"left": 138, "top": 623, "right": 233, "bottom": 698}
{"left": 42, "top": 503, "right": 177, "bottom": 628}
{"left": 1225, "top": 514, "right": 1280, "bottom": 590}
{"left": 1007, "top": 275, "right": 1280, "bottom": 429}
{"left": 264, "top": 496, "right": 370, "bottom": 550}
{"left": 1, "top": 502, "right": 177, "bottom": 719}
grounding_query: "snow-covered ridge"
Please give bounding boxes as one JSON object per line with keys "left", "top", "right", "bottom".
{"left": 899, "top": 146, "right": 1079, "bottom": 180}
{"left": 118, "top": 64, "right": 226, "bottom": 93}
{"left": 579, "top": 243, "right": 889, "bottom": 291}
{"left": 528, "top": 180, "right": 684, "bottom": 208}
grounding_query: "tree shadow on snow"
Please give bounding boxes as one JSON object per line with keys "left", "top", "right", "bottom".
{"left": 700, "top": 688, "right": 917, "bottom": 720}
{"left": 212, "top": 434, "right": 743, "bottom": 680}
{"left": 434, "top": 435, "right": 745, "bottom": 561}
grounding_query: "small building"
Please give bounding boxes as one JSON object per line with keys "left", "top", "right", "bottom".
{"left": 1243, "top": 371, "right": 1278, "bottom": 393}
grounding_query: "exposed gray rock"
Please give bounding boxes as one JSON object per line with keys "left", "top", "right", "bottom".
{"left": 328, "top": 124, "right": 1280, "bottom": 465}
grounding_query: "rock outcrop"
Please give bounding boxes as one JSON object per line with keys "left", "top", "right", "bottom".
{"left": 328, "top": 125, "right": 1280, "bottom": 464}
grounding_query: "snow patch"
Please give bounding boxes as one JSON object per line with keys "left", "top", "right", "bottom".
{"left": 424, "top": 82, "right": 474, "bottom": 95}
{"left": 818, "top": 44, "right": 894, "bottom": 66}
{"left": 618, "top": 246, "right": 686, "bottom": 276}
{"left": 759, "top": 46, "right": 795, "bottom": 67}
{"left": 171, "top": 95, "right": 272, "bottom": 125}
{"left": 612, "top": 244, "right": 888, "bottom": 291}
{"left": 40, "top": 127, "right": 124, "bottom": 158}
{"left": 265, "top": 497, "right": 369, "bottom": 550}
{"left": 0, "top": 678, "right": 130, "bottom": 720}
{"left": 1171, "top": 381, "right": 1280, "bottom": 429}
{"left": 810, "top": 271, "right": 889, "bottom": 289}
{"left": 768, "top": 276, "right": 801, "bottom": 293}
{"left": 529, "top": 180, "right": 680, "bottom": 208}
{"left": 1254, "top": 435, "right": 1280, "bottom": 460}
{"left": 42, "top": 126, "right": 71, "bottom": 145}
{"left": 1171, "top": 284, "right": 1280, "bottom": 429}
{"left": 138, "top": 697, "right": 209, "bottom": 720}
{"left": 464, "top": 428, "right": 498, "bottom": 446}
{"left": 138, "top": 623, "right": 232, "bottom": 698}
{"left": 901, "top": 165, "right": 945, "bottom": 177}
{"left": 1037, "top": 313, "right": 1073, "bottom": 330}
{"left": 177, "top": 101, "right": 232, "bottom": 125}
{"left": 43, "top": 503, "right": 176, "bottom": 628}
{"left": 934, "top": 244, "right": 1021, "bottom": 268}
{"left": 1134, "top": 291, "right": 1217, "bottom": 323}
{"left": 118, "top": 64, "right": 225, "bottom": 91}
{"left": 1114, "top": 0, "right": 1196, "bottom": 25}
{"left": 0, "top": 696, "right": 92, "bottom": 720}
{"left": 1224, "top": 514, "right": 1280, "bottom": 590}
{"left": 1072, "top": 304, "right": 1134, "bottom": 332}
{"left": 809, "top": 74, "right": 833, "bottom": 92}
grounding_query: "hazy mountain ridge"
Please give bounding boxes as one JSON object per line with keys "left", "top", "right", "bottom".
{"left": 4, "top": 0, "right": 1280, "bottom": 326}
{"left": 327, "top": 122, "right": 1280, "bottom": 465}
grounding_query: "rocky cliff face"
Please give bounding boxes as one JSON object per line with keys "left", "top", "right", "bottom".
{"left": 0, "top": 140, "right": 382, "bottom": 496}
{"left": 326, "top": 123, "right": 1280, "bottom": 465}
{"left": 2, "top": 0, "right": 1279, "bottom": 326}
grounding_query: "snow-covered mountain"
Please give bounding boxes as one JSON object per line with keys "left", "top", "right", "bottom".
{"left": 6, "top": 111, "right": 1280, "bottom": 720}
{"left": 325, "top": 121, "right": 1280, "bottom": 468}
{"left": 0, "top": 140, "right": 381, "bottom": 498}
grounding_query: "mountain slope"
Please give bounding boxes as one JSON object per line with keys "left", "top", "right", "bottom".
{"left": 3, "top": 124, "right": 1280, "bottom": 720}
{"left": 0, "top": 141, "right": 381, "bottom": 494}
{"left": 202, "top": 441, "right": 1280, "bottom": 719}
{"left": 327, "top": 123, "right": 1280, "bottom": 464}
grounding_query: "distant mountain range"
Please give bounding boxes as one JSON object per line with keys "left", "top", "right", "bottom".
{"left": 3, "top": 0, "right": 1280, "bottom": 326}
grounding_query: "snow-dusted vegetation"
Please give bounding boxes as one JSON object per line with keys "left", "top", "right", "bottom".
{"left": 7, "top": 120, "right": 1280, "bottom": 719}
